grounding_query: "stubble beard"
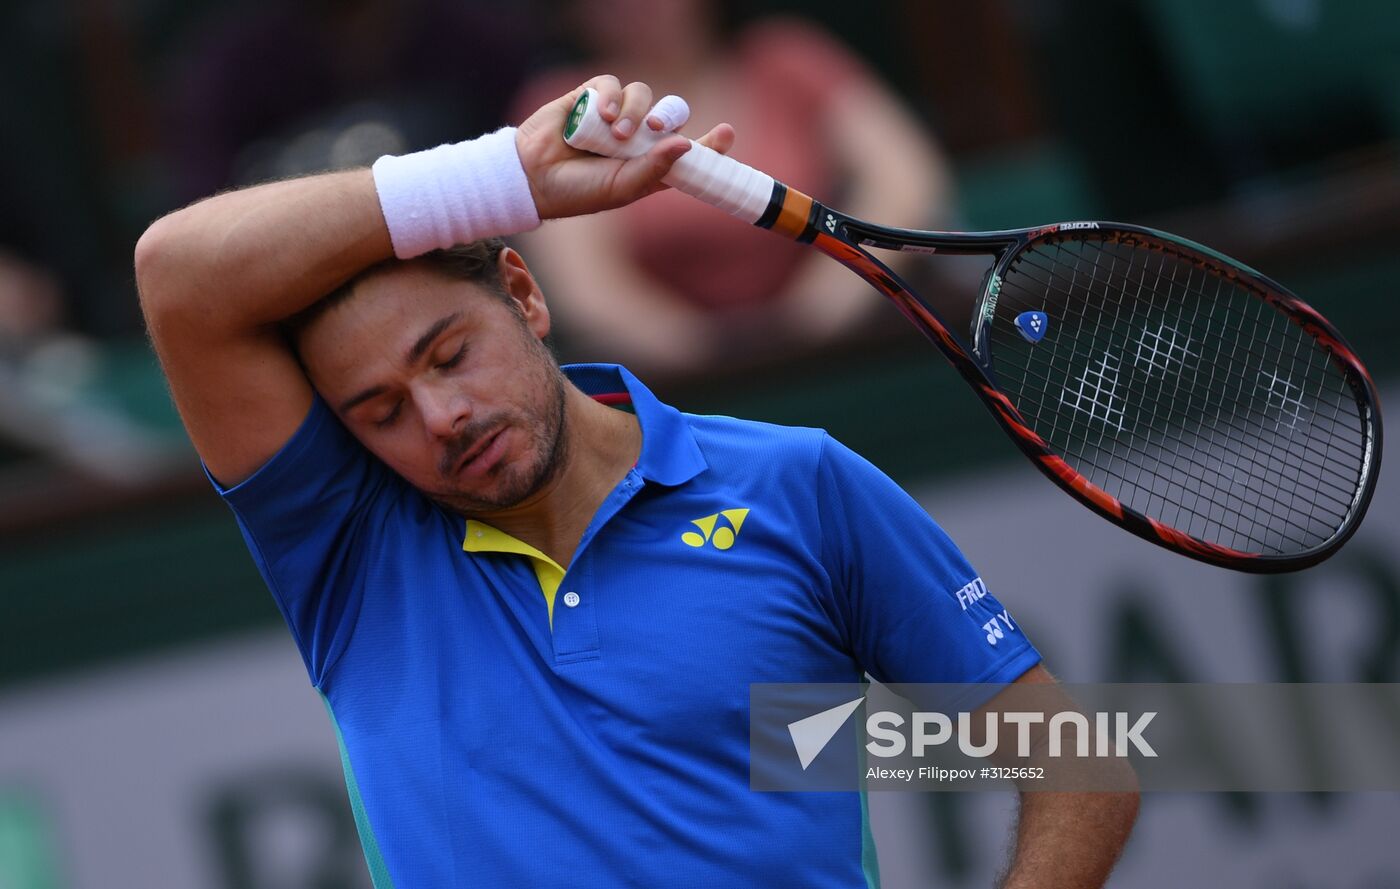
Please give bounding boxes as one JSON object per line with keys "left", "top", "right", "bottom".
{"left": 429, "top": 339, "right": 570, "bottom": 516}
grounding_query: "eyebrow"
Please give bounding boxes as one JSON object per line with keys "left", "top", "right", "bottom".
{"left": 337, "top": 311, "right": 463, "bottom": 414}
{"left": 338, "top": 384, "right": 390, "bottom": 415}
{"left": 406, "top": 312, "right": 462, "bottom": 365}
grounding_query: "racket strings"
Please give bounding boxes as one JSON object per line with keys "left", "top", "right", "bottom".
{"left": 1066, "top": 244, "right": 1365, "bottom": 485}
{"left": 1005, "top": 258, "right": 1354, "bottom": 507}
{"left": 1016, "top": 242, "right": 1360, "bottom": 549}
{"left": 1002, "top": 263, "right": 1359, "bottom": 504}
{"left": 988, "top": 234, "right": 1366, "bottom": 556}
{"left": 1029, "top": 241, "right": 1361, "bottom": 473}
{"left": 999, "top": 323, "right": 1355, "bottom": 532}
{"left": 1017, "top": 244, "right": 1363, "bottom": 457}
{"left": 1024, "top": 239, "right": 1360, "bottom": 554}
{"left": 1010, "top": 339, "right": 1334, "bottom": 552}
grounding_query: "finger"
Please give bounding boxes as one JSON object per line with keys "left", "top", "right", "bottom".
{"left": 645, "top": 95, "right": 690, "bottom": 132}
{"left": 611, "top": 134, "right": 691, "bottom": 199}
{"left": 581, "top": 74, "right": 623, "bottom": 120}
{"left": 694, "top": 122, "right": 735, "bottom": 156}
{"left": 612, "top": 80, "right": 654, "bottom": 139}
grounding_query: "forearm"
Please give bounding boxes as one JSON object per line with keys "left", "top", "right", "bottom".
{"left": 135, "top": 169, "right": 391, "bottom": 331}
{"left": 135, "top": 72, "right": 735, "bottom": 335}
{"left": 999, "top": 790, "right": 1139, "bottom": 889}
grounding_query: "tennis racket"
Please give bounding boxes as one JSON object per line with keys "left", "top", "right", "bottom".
{"left": 564, "top": 89, "right": 1382, "bottom": 573}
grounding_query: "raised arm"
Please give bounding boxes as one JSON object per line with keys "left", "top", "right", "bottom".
{"left": 135, "top": 169, "right": 387, "bottom": 484}
{"left": 135, "top": 77, "right": 729, "bottom": 485}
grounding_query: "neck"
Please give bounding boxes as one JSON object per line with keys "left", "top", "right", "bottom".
{"left": 469, "top": 385, "right": 640, "bottom": 566}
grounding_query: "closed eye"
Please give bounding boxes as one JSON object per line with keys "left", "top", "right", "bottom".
{"left": 375, "top": 401, "right": 403, "bottom": 428}
{"left": 436, "top": 343, "right": 467, "bottom": 371}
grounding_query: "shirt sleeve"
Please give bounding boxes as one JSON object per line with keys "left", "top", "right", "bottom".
{"left": 816, "top": 433, "right": 1040, "bottom": 695}
{"left": 205, "top": 395, "right": 399, "bottom": 688}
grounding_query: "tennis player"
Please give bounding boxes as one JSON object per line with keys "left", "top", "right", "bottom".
{"left": 136, "top": 76, "right": 1136, "bottom": 887}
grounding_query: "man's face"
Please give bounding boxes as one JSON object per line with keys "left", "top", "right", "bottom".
{"left": 297, "top": 260, "right": 568, "bottom": 515}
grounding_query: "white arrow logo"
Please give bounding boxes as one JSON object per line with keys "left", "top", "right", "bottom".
{"left": 787, "top": 696, "right": 865, "bottom": 770}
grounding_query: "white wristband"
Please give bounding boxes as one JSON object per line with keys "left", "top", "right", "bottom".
{"left": 371, "top": 127, "right": 541, "bottom": 259}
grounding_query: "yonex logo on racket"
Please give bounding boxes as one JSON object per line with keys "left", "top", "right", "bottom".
{"left": 980, "top": 275, "right": 1002, "bottom": 325}
{"left": 1133, "top": 322, "right": 1197, "bottom": 376}
{"left": 1259, "top": 369, "right": 1308, "bottom": 431}
{"left": 1015, "top": 311, "right": 1048, "bottom": 344}
{"left": 682, "top": 508, "right": 751, "bottom": 550}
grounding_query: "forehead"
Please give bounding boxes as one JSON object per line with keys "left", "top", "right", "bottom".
{"left": 297, "top": 263, "right": 495, "bottom": 384}
{"left": 347, "top": 260, "right": 479, "bottom": 317}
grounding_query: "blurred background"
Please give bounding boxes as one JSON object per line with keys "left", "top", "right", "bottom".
{"left": 1, "top": 0, "right": 1398, "bottom": 886}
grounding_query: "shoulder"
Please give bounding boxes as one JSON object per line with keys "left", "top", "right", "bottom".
{"left": 682, "top": 412, "right": 829, "bottom": 480}
{"left": 678, "top": 413, "right": 899, "bottom": 504}
{"left": 685, "top": 410, "right": 827, "bottom": 451}
{"left": 214, "top": 393, "right": 412, "bottom": 532}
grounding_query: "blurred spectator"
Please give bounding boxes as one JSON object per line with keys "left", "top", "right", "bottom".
{"left": 0, "top": 249, "right": 182, "bottom": 482}
{"left": 165, "top": 0, "right": 537, "bottom": 200}
{"left": 0, "top": 252, "right": 66, "bottom": 366}
{"left": 0, "top": 0, "right": 156, "bottom": 338}
{"left": 511, "top": 0, "right": 953, "bottom": 380}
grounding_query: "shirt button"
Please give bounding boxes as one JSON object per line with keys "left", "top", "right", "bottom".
{"left": 563, "top": 591, "right": 580, "bottom": 608}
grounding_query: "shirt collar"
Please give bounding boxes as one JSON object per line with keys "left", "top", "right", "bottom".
{"left": 563, "top": 363, "right": 706, "bottom": 487}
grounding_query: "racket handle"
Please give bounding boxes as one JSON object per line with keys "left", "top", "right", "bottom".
{"left": 563, "top": 88, "right": 776, "bottom": 225}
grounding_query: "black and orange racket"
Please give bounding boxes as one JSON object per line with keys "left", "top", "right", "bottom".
{"left": 564, "top": 89, "right": 1382, "bottom": 573}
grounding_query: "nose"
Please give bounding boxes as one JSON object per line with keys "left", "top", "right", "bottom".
{"left": 417, "top": 381, "right": 471, "bottom": 439}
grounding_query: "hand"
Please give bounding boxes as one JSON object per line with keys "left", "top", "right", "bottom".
{"left": 515, "top": 75, "right": 736, "bottom": 220}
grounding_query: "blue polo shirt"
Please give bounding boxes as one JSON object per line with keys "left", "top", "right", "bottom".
{"left": 212, "top": 363, "right": 1039, "bottom": 888}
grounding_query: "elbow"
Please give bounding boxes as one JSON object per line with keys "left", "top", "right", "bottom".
{"left": 134, "top": 214, "right": 174, "bottom": 313}
{"left": 1099, "top": 767, "right": 1142, "bottom": 836}
{"left": 134, "top": 211, "right": 198, "bottom": 321}
{"left": 1111, "top": 786, "right": 1141, "bottom": 829}
{"left": 1101, "top": 755, "right": 1141, "bottom": 823}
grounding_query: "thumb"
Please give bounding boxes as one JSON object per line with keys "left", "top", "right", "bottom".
{"left": 609, "top": 135, "right": 692, "bottom": 200}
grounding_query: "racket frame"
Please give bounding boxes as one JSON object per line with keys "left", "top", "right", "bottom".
{"left": 809, "top": 206, "right": 1382, "bottom": 573}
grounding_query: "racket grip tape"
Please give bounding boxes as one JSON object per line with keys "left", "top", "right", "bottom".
{"left": 563, "top": 87, "right": 778, "bottom": 226}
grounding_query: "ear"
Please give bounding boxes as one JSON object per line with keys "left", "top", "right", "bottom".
{"left": 498, "top": 247, "right": 550, "bottom": 340}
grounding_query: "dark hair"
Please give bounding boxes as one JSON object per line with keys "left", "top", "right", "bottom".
{"left": 284, "top": 238, "right": 510, "bottom": 341}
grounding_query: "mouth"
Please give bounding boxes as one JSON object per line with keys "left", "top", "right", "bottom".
{"left": 455, "top": 427, "right": 509, "bottom": 478}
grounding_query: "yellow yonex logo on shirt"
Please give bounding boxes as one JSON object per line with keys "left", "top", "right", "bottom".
{"left": 682, "top": 509, "right": 750, "bottom": 550}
